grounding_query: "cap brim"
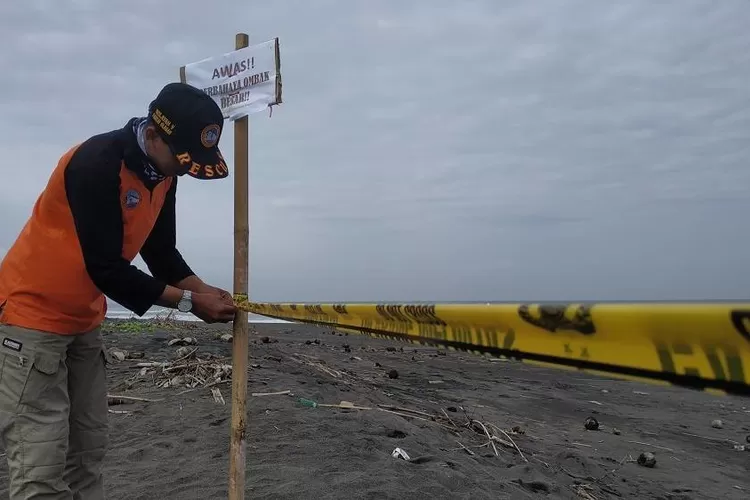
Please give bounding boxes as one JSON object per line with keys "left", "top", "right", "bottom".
{"left": 176, "top": 146, "right": 229, "bottom": 180}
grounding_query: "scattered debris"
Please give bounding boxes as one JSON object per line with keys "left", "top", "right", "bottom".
{"left": 613, "top": 427, "right": 621, "bottom": 435}
{"left": 391, "top": 447, "right": 410, "bottom": 460}
{"left": 107, "top": 347, "right": 146, "bottom": 362}
{"left": 378, "top": 404, "right": 434, "bottom": 419}
{"left": 168, "top": 337, "right": 197, "bottom": 346}
{"left": 732, "top": 444, "right": 746, "bottom": 452}
{"left": 637, "top": 452, "right": 656, "bottom": 468}
{"left": 591, "top": 454, "right": 634, "bottom": 486}
{"left": 110, "top": 349, "right": 127, "bottom": 362}
{"left": 251, "top": 390, "right": 291, "bottom": 397}
{"left": 470, "top": 420, "right": 498, "bottom": 456}
{"left": 174, "top": 346, "right": 196, "bottom": 359}
{"left": 584, "top": 416, "right": 599, "bottom": 431}
{"left": 298, "top": 398, "right": 319, "bottom": 408}
{"left": 107, "top": 394, "right": 162, "bottom": 405}
{"left": 211, "top": 387, "right": 226, "bottom": 405}
{"left": 129, "top": 353, "right": 232, "bottom": 391}
{"left": 711, "top": 419, "right": 723, "bottom": 429}
{"left": 219, "top": 333, "right": 233, "bottom": 343}
{"left": 108, "top": 409, "right": 132, "bottom": 415}
{"left": 291, "top": 353, "right": 344, "bottom": 379}
{"left": 456, "top": 441, "right": 475, "bottom": 456}
{"left": 571, "top": 442, "right": 592, "bottom": 448}
{"left": 298, "top": 399, "right": 371, "bottom": 410}
{"left": 388, "top": 369, "right": 399, "bottom": 379}
{"left": 677, "top": 430, "right": 741, "bottom": 446}
{"left": 573, "top": 484, "right": 597, "bottom": 500}
{"left": 297, "top": 397, "right": 525, "bottom": 461}
{"left": 626, "top": 440, "right": 674, "bottom": 452}
{"left": 486, "top": 422, "right": 528, "bottom": 462}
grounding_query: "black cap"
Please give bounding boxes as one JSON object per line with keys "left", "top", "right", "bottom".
{"left": 148, "top": 82, "right": 228, "bottom": 180}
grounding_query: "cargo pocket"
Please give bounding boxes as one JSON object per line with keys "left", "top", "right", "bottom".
{"left": 19, "top": 350, "right": 64, "bottom": 412}
{"left": 0, "top": 351, "right": 33, "bottom": 412}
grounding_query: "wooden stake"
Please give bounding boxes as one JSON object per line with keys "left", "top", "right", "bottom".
{"left": 229, "top": 32, "right": 250, "bottom": 500}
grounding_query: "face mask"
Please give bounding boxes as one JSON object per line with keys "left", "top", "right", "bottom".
{"left": 133, "top": 117, "right": 166, "bottom": 182}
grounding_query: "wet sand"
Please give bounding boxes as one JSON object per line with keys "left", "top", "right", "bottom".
{"left": 1, "top": 319, "right": 748, "bottom": 499}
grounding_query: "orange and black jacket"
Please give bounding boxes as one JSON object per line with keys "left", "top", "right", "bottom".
{"left": 0, "top": 118, "right": 194, "bottom": 334}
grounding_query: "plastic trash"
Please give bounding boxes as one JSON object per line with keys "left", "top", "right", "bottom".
{"left": 391, "top": 447, "right": 410, "bottom": 460}
{"left": 298, "top": 398, "right": 318, "bottom": 408}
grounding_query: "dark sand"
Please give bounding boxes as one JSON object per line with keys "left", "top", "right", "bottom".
{"left": 1, "top": 320, "right": 748, "bottom": 499}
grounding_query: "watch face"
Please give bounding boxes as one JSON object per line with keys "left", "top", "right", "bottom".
{"left": 178, "top": 299, "right": 191, "bottom": 312}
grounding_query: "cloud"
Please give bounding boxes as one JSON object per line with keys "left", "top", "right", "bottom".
{"left": 1, "top": 0, "right": 749, "bottom": 307}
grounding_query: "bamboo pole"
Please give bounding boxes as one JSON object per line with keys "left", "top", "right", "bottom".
{"left": 229, "top": 32, "right": 250, "bottom": 500}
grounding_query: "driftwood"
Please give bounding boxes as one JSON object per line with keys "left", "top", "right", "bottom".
{"left": 107, "top": 394, "right": 162, "bottom": 405}
{"left": 251, "top": 390, "right": 292, "bottom": 397}
{"left": 125, "top": 353, "right": 233, "bottom": 391}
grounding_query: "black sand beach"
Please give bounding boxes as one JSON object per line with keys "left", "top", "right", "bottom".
{"left": 1, "top": 319, "right": 748, "bottom": 499}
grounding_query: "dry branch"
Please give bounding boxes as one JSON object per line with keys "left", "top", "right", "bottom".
{"left": 290, "top": 353, "right": 344, "bottom": 379}
{"left": 472, "top": 420, "right": 499, "bottom": 456}
{"left": 456, "top": 441, "right": 475, "bottom": 456}
{"left": 490, "top": 425, "right": 528, "bottom": 462}
{"left": 251, "top": 390, "right": 292, "bottom": 397}
{"left": 107, "top": 394, "right": 162, "bottom": 405}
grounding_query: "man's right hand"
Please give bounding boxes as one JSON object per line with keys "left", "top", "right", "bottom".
{"left": 191, "top": 292, "right": 237, "bottom": 323}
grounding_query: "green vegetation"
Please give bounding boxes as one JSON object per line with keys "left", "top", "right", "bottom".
{"left": 102, "top": 310, "right": 183, "bottom": 334}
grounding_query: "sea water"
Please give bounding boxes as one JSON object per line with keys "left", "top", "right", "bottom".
{"left": 105, "top": 305, "right": 289, "bottom": 324}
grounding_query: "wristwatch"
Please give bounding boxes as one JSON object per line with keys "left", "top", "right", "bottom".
{"left": 177, "top": 290, "right": 193, "bottom": 313}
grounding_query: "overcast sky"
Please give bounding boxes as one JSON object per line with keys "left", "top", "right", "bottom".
{"left": 0, "top": 0, "right": 748, "bottom": 306}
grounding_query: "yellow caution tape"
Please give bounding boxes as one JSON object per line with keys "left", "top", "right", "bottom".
{"left": 233, "top": 299, "right": 750, "bottom": 397}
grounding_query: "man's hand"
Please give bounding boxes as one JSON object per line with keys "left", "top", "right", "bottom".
{"left": 204, "top": 285, "right": 234, "bottom": 305}
{"left": 191, "top": 292, "right": 237, "bottom": 324}
{"left": 175, "top": 276, "right": 234, "bottom": 307}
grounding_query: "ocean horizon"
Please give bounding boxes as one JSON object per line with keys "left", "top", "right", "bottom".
{"left": 105, "top": 306, "right": 289, "bottom": 324}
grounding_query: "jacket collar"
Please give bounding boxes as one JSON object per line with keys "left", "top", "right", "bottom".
{"left": 120, "top": 117, "right": 167, "bottom": 191}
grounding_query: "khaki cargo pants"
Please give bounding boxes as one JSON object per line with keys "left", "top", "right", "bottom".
{"left": 0, "top": 324, "right": 109, "bottom": 500}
